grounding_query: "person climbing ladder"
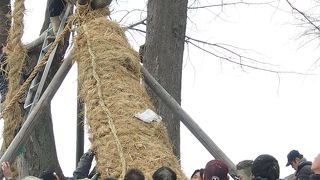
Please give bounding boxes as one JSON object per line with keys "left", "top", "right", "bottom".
{"left": 49, "top": 0, "right": 66, "bottom": 35}
{"left": 49, "top": 0, "right": 113, "bottom": 35}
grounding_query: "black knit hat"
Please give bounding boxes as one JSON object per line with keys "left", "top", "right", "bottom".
{"left": 252, "top": 154, "right": 280, "bottom": 180}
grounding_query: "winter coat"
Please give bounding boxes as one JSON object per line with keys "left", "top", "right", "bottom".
{"left": 310, "top": 174, "right": 320, "bottom": 180}
{"left": 49, "top": 0, "right": 65, "bottom": 17}
{"left": 295, "top": 158, "right": 314, "bottom": 180}
{"left": 73, "top": 150, "right": 95, "bottom": 179}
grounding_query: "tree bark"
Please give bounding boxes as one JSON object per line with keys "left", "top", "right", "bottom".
{"left": 0, "top": 0, "right": 10, "bottom": 99}
{"left": 143, "top": 0, "right": 188, "bottom": 158}
{"left": 0, "top": 0, "right": 10, "bottom": 48}
{"left": 16, "top": 0, "right": 71, "bottom": 178}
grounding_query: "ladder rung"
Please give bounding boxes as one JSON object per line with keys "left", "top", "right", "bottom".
{"left": 42, "top": 42, "right": 53, "bottom": 53}
{"left": 30, "top": 83, "right": 39, "bottom": 92}
{"left": 24, "top": 102, "right": 32, "bottom": 110}
{"left": 47, "top": 26, "right": 53, "bottom": 34}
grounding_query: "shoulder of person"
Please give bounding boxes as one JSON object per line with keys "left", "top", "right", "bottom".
{"left": 310, "top": 174, "right": 320, "bottom": 180}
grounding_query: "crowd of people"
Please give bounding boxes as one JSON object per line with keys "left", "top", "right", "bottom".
{"left": 0, "top": 149, "right": 319, "bottom": 180}
{"left": 190, "top": 150, "right": 320, "bottom": 180}
{"left": 1, "top": 1, "right": 320, "bottom": 180}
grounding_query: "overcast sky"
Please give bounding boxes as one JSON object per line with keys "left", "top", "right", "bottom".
{"left": 20, "top": 0, "right": 320, "bottom": 178}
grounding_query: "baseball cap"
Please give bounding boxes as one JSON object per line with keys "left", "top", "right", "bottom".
{"left": 204, "top": 160, "right": 229, "bottom": 180}
{"left": 286, "top": 150, "right": 302, "bottom": 166}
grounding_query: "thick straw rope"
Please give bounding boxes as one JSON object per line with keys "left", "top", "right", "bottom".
{"left": 75, "top": 10, "right": 185, "bottom": 178}
{"left": 2, "top": 0, "right": 27, "bottom": 149}
{"left": 83, "top": 24, "right": 127, "bottom": 178}
{"left": 2, "top": 21, "right": 72, "bottom": 117}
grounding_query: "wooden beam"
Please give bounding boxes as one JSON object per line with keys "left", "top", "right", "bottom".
{"left": 0, "top": 52, "right": 74, "bottom": 175}
{"left": 25, "top": 31, "right": 46, "bottom": 51}
{"left": 141, "top": 65, "right": 237, "bottom": 179}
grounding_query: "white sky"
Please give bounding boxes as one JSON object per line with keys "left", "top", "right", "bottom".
{"left": 18, "top": 0, "right": 320, "bottom": 179}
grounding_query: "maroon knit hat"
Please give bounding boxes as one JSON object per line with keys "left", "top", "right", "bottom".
{"left": 204, "top": 160, "right": 229, "bottom": 180}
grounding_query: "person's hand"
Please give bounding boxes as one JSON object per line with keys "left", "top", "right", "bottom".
{"left": 88, "top": 133, "right": 93, "bottom": 143}
{"left": 1, "top": 162, "right": 12, "bottom": 179}
{"left": 311, "top": 153, "right": 320, "bottom": 174}
{"left": 53, "top": 172, "right": 60, "bottom": 180}
{"left": 88, "top": 134, "right": 96, "bottom": 152}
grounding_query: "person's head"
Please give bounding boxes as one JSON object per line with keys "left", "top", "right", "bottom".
{"left": 152, "top": 166, "right": 177, "bottom": 180}
{"left": 191, "top": 168, "right": 204, "bottom": 180}
{"left": 311, "top": 153, "right": 320, "bottom": 174}
{"left": 203, "top": 160, "right": 229, "bottom": 180}
{"left": 124, "top": 168, "right": 145, "bottom": 180}
{"left": 252, "top": 154, "right": 280, "bottom": 180}
{"left": 286, "top": 150, "right": 303, "bottom": 170}
{"left": 39, "top": 167, "right": 58, "bottom": 180}
{"left": 236, "top": 160, "right": 253, "bottom": 180}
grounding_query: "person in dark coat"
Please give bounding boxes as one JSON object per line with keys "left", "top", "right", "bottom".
{"left": 310, "top": 153, "right": 320, "bottom": 180}
{"left": 252, "top": 154, "right": 279, "bottom": 180}
{"left": 73, "top": 148, "right": 95, "bottom": 179}
{"left": 124, "top": 168, "right": 145, "bottom": 180}
{"left": 152, "top": 166, "right": 177, "bottom": 180}
{"left": 286, "top": 150, "right": 314, "bottom": 180}
{"left": 49, "top": 0, "right": 112, "bottom": 35}
{"left": 49, "top": 0, "right": 65, "bottom": 35}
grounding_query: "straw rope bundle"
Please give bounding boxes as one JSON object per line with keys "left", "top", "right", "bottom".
{"left": 75, "top": 9, "right": 185, "bottom": 180}
{"left": 2, "top": 0, "right": 27, "bottom": 149}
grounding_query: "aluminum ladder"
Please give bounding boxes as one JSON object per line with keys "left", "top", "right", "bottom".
{"left": 23, "top": 3, "right": 71, "bottom": 113}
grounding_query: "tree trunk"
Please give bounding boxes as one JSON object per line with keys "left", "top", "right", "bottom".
{"left": 0, "top": 0, "right": 10, "bottom": 99}
{"left": 16, "top": 0, "right": 71, "bottom": 178}
{"left": 143, "top": 0, "right": 188, "bottom": 158}
{"left": 0, "top": 0, "right": 10, "bottom": 47}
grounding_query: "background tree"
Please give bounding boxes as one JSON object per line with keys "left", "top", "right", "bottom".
{"left": 143, "top": 0, "right": 188, "bottom": 158}
{"left": 0, "top": 0, "right": 10, "bottom": 102}
{"left": 0, "top": 0, "right": 10, "bottom": 50}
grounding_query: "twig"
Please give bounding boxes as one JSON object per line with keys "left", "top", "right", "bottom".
{"left": 286, "top": 0, "right": 320, "bottom": 33}
{"left": 125, "top": 27, "right": 146, "bottom": 34}
{"left": 124, "top": 18, "right": 146, "bottom": 29}
{"left": 185, "top": 36, "right": 275, "bottom": 66}
{"left": 188, "top": 1, "right": 276, "bottom": 9}
{"left": 186, "top": 40, "right": 311, "bottom": 75}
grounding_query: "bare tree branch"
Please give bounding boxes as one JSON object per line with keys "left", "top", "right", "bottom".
{"left": 185, "top": 37, "right": 311, "bottom": 75}
{"left": 113, "top": 9, "right": 146, "bottom": 24}
{"left": 188, "top": 1, "right": 276, "bottom": 9}
{"left": 185, "top": 36, "right": 276, "bottom": 66}
{"left": 124, "top": 18, "right": 146, "bottom": 29}
{"left": 126, "top": 27, "right": 146, "bottom": 34}
{"left": 286, "top": 0, "right": 320, "bottom": 33}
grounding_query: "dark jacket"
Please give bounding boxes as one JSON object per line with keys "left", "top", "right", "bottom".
{"left": 310, "top": 174, "right": 320, "bottom": 180}
{"left": 73, "top": 149, "right": 95, "bottom": 179}
{"left": 49, "top": 0, "right": 65, "bottom": 17}
{"left": 295, "top": 158, "right": 314, "bottom": 180}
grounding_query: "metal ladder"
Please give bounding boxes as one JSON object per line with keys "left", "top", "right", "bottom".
{"left": 23, "top": 3, "right": 71, "bottom": 113}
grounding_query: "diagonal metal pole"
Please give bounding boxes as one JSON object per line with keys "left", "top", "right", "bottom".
{"left": 0, "top": 52, "right": 74, "bottom": 177}
{"left": 141, "top": 65, "right": 237, "bottom": 179}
